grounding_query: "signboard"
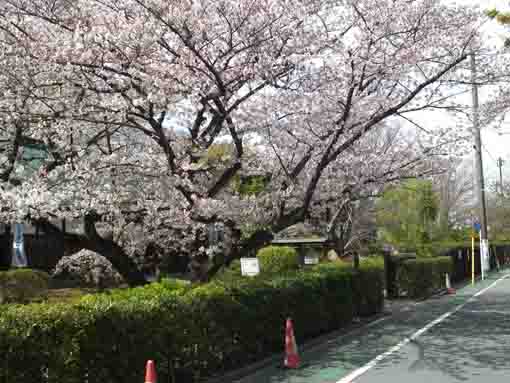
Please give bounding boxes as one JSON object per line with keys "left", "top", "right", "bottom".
{"left": 11, "top": 223, "right": 27, "bottom": 268}
{"left": 473, "top": 221, "right": 481, "bottom": 232}
{"left": 481, "top": 239, "right": 490, "bottom": 272}
{"left": 241, "top": 258, "right": 260, "bottom": 277}
{"left": 304, "top": 256, "right": 319, "bottom": 265}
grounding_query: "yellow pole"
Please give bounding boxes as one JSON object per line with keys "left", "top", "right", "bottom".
{"left": 472, "top": 235, "right": 475, "bottom": 285}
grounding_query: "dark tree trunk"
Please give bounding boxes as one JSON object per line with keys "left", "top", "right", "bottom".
{"left": 35, "top": 217, "right": 147, "bottom": 286}
{"left": 353, "top": 253, "right": 360, "bottom": 270}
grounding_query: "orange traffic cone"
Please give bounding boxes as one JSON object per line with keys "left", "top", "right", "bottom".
{"left": 145, "top": 360, "right": 157, "bottom": 383}
{"left": 445, "top": 273, "right": 455, "bottom": 295}
{"left": 284, "top": 318, "right": 300, "bottom": 369}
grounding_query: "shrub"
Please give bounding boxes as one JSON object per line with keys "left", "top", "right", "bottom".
{"left": 52, "top": 249, "right": 124, "bottom": 288}
{"left": 257, "top": 246, "right": 300, "bottom": 274}
{"left": 0, "top": 262, "right": 384, "bottom": 383}
{"left": 214, "top": 259, "right": 244, "bottom": 283}
{"left": 313, "top": 257, "right": 385, "bottom": 317}
{"left": 396, "top": 256, "right": 453, "bottom": 298}
{"left": 0, "top": 269, "right": 50, "bottom": 304}
{"left": 215, "top": 246, "right": 300, "bottom": 282}
{"left": 355, "top": 257, "right": 385, "bottom": 316}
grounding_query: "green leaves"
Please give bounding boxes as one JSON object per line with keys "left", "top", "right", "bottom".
{"left": 396, "top": 257, "right": 453, "bottom": 298}
{"left": 0, "top": 269, "right": 50, "bottom": 303}
{"left": 376, "top": 179, "right": 440, "bottom": 251}
{"left": 257, "top": 246, "right": 300, "bottom": 274}
{"left": 486, "top": 8, "right": 499, "bottom": 19}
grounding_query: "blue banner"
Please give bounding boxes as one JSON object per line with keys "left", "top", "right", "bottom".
{"left": 11, "top": 223, "right": 27, "bottom": 268}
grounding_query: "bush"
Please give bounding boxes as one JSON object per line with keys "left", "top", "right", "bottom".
{"left": 313, "top": 257, "right": 385, "bottom": 316}
{"left": 0, "top": 262, "right": 384, "bottom": 383}
{"left": 256, "top": 246, "right": 300, "bottom": 274}
{"left": 355, "top": 257, "right": 385, "bottom": 316}
{"left": 52, "top": 249, "right": 124, "bottom": 288}
{"left": 214, "top": 259, "right": 244, "bottom": 284}
{"left": 0, "top": 269, "right": 50, "bottom": 304}
{"left": 395, "top": 256, "right": 453, "bottom": 298}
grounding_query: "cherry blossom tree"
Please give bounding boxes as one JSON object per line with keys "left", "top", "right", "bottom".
{"left": 0, "top": 0, "right": 488, "bottom": 283}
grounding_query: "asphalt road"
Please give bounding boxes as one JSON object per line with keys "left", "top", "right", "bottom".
{"left": 234, "top": 271, "right": 510, "bottom": 383}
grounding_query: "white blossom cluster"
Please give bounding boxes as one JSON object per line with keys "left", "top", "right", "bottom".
{"left": 0, "top": 0, "right": 497, "bottom": 267}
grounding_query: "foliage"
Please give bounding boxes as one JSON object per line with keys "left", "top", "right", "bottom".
{"left": 52, "top": 250, "right": 124, "bottom": 288}
{"left": 0, "top": 262, "right": 384, "bottom": 383}
{"left": 203, "top": 143, "right": 236, "bottom": 165}
{"left": 232, "top": 174, "right": 269, "bottom": 196}
{"left": 314, "top": 257, "right": 385, "bottom": 316}
{"left": 486, "top": 8, "right": 499, "bottom": 19}
{"left": 377, "top": 179, "right": 440, "bottom": 252}
{"left": 257, "top": 246, "right": 300, "bottom": 274}
{"left": 213, "top": 259, "right": 244, "bottom": 284}
{"left": 0, "top": 268, "right": 50, "bottom": 304}
{"left": 486, "top": 8, "right": 510, "bottom": 24}
{"left": 354, "top": 258, "right": 385, "bottom": 316}
{"left": 395, "top": 257, "right": 453, "bottom": 298}
{"left": 486, "top": 191, "right": 510, "bottom": 241}
{"left": 44, "top": 288, "right": 96, "bottom": 305}
{"left": 215, "top": 246, "right": 300, "bottom": 282}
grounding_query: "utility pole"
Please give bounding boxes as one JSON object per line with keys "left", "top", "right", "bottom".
{"left": 471, "top": 52, "right": 489, "bottom": 278}
{"left": 497, "top": 157, "right": 504, "bottom": 195}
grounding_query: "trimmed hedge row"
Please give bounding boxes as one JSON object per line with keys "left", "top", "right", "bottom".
{"left": 0, "top": 260, "right": 384, "bottom": 383}
{"left": 395, "top": 257, "right": 453, "bottom": 298}
{"left": 0, "top": 269, "right": 50, "bottom": 304}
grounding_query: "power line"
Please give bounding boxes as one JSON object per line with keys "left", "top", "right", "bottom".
{"left": 481, "top": 143, "right": 498, "bottom": 164}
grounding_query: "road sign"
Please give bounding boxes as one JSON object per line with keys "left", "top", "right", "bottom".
{"left": 304, "top": 256, "right": 319, "bottom": 265}
{"left": 473, "top": 221, "right": 481, "bottom": 232}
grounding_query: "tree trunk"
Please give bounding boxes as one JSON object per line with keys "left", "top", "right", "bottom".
{"left": 353, "top": 253, "right": 360, "bottom": 270}
{"left": 35, "top": 217, "right": 147, "bottom": 286}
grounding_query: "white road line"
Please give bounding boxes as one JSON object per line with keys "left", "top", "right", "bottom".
{"left": 461, "top": 310, "right": 510, "bottom": 315}
{"left": 336, "top": 273, "right": 510, "bottom": 383}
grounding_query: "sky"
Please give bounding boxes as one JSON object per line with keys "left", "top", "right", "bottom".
{"left": 444, "top": 0, "right": 510, "bottom": 187}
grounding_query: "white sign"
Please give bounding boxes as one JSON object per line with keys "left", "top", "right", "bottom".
{"left": 481, "top": 239, "right": 490, "bottom": 272}
{"left": 304, "top": 256, "right": 319, "bottom": 265}
{"left": 241, "top": 258, "right": 260, "bottom": 276}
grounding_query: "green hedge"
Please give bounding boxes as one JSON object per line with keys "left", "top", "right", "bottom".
{"left": 395, "top": 257, "right": 453, "bottom": 298}
{"left": 0, "top": 269, "right": 50, "bottom": 304}
{"left": 313, "top": 257, "right": 385, "bottom": 316}
{"left": 0, "top": 262, "right": 383, "bottom": 383}
{"left": 257, "top": 246, "right": 300, "bottom": 274}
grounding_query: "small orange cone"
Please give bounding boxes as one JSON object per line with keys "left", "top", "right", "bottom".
{"left": 144, "top": 360, "right": 157, "bottom": 383}
{"left": 284, "top": 318, "right": 300, "bottom": 368}
{"left": 445, "top": 273, "right": 455, "bottom": 295}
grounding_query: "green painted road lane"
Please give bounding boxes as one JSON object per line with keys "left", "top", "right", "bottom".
{"left": 234, "top": 272, "right": 510, "bottom": 383}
